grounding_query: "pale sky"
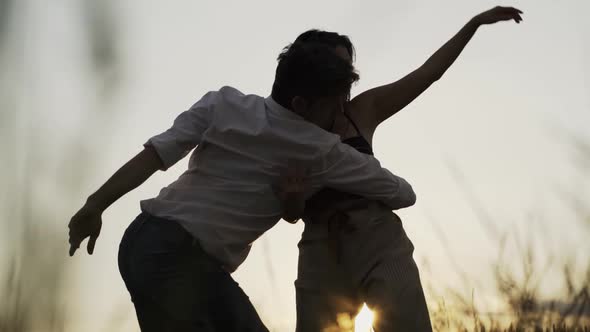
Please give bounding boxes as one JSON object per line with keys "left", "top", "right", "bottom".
{"left": 3, "top": 0, "right": 590, "bottom": 331}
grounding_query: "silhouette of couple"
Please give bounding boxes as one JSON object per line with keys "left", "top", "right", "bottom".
{"left": 68, "top": 6, "right": 523, "bottom": 331}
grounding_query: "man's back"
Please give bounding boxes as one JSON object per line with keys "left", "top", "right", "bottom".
{"left": 141, "top": 86, "right": 413, "bottom": 272}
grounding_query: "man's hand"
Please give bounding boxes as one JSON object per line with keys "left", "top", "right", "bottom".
{"left": 68, "top": 203, "right": 103, "bottom": 256}
{"left": 474, "top": 6, "right": 523, "bottom": 25}
{"left": 276, "top": 162, "right": 310, "bottom": 223}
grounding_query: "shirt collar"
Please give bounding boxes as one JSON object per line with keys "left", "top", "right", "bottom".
{"left": 265, "top": 96, "right": 304, "bottom": 121}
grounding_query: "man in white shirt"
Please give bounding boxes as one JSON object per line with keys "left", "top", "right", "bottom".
{"left": 68, "top": 42, "right": 416, "bottom": 331}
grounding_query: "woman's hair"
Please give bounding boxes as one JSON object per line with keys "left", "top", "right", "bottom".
{"left": 271, "top": 41, "right": 359, "bottom": 109}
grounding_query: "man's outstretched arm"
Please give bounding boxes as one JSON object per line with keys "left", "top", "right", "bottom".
{"left": 314, "top": 143, "right": 416, "bottom": 211}
{"left": 68, "top": 90, "right": 218, "bottom": 256}
{"left": 68, "top": 146, "right": 163, "bottom": 256}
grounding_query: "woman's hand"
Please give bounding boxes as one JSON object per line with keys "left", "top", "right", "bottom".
{"left": 474, "top": 6, "right": 523, "bottom": 25}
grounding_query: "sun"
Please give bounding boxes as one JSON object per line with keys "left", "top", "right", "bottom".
{"left": 354, "top": 303, "right": 374, "bottom": 332}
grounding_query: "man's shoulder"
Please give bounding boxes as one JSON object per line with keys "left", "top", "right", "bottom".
{"left": 218, "top": 85, "right": 244, "bottom": 97}
{"left": 191, "top": 86, "right": 263, "bottom": 105}
{"left": 218, "top": 86, "right": 264, "bottom": 101}
{"left": 187, "top": 86, "right": 265, "bottom": 116}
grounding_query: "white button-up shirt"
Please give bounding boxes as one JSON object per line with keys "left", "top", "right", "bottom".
{"left": 140, "top": 86, "right": 415, "bottom": 272}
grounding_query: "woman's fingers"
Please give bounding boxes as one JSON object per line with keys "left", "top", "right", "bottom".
{"left": 494, "top": 6, "right": 524, "bottom": 23}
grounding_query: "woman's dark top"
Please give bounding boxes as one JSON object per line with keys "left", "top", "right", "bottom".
{"left": 304, "top": 112, "right": 374, "bottom": 220}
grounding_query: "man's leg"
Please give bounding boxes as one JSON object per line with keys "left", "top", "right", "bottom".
{"left": 119, "top": 213, "right": 172, "bottom": 332}
{"left": 118, "top": 212, "right": 268, "bottom": 331}
{"left": 205, "top": 266, "right": 268, "bottom": 332}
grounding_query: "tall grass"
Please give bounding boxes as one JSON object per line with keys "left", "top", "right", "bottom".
{"left": 428, "top": 135, "right": 590, "bottom": 332}
{"left": 0, "top": 1, "right": 123, "bottom": 331}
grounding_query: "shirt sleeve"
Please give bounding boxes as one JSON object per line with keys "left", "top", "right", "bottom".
{"left": 144, "top": 91, "right": 218, "bottom": 170}
{"left": 313, "top": 142, "right": 416, "bottom": 210}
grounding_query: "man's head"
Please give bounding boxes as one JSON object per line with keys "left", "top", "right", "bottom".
{"left": 292, "top": 29, "right": 355, "bottom": 65}
{"left": 271, "top": 41, "right": 359, "bottom": 130}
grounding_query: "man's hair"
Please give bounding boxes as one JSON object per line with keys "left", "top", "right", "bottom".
{"left": 290, "top": 29, "right": 355, "bottom": 61}
{"left": 271, "top": 41, "right": 359, "bottom": 109}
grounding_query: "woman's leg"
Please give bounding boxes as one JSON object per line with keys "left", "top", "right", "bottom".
{"left": 297, "top": 205, "right": 432, "bottom": 331}
{"left": 342, "top": 208, "right": 432, "bottom": 332}
{"left": 362, "top": 252, "right": 432, "bottom": 332}
{"left": 296, "top": 287, "right": 361, "bottom": 332}
{"left": 296, "top": 223, "right": 361, "bottom": 332}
